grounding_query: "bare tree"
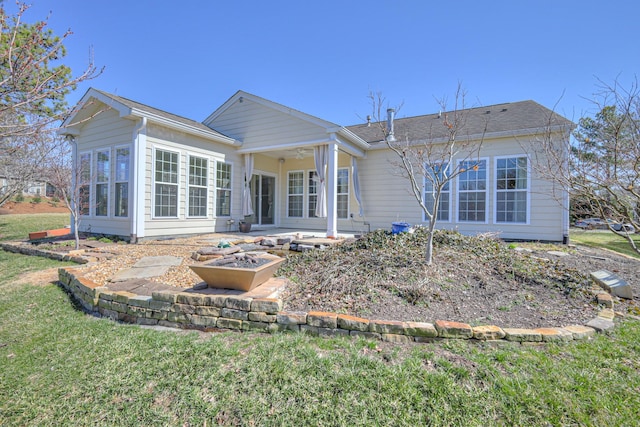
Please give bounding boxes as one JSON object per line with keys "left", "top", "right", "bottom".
{"left": 369, "top": 84, "right": 487, "bottom": 264}
{"left": 0, "top": 2, "right": 102, "bottom": 206}
{"left": 44, "top": 135, "right": 89, "bottom": 249}
{"left": 530, "top": 78, "right": 640, "bottom": 254}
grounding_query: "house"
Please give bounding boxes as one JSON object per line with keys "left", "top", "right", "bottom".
{"left": 60, "top": 88, "right": 573, "bottom": 242}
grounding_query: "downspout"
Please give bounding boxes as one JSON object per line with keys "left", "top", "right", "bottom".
{"left": 131, "top": 117, "right": 147, "bottom": 243}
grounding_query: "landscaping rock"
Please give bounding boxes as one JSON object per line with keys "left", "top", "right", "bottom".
{"left": 590, "top": 270, "right": 633, "bottom": 299}
{"left": 472, "top": 325, "right": 506, "bottom": 340}
{"left": 435, "top": 320, "right": 473, "bottom": 339}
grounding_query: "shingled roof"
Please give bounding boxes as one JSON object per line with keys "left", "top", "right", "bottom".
{"left": 346, "top": 100, "right": 575, "bottom": 145}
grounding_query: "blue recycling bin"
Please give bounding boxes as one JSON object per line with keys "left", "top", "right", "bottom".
{"left": 391, "top": 222, "right": 410, "bottom": 235}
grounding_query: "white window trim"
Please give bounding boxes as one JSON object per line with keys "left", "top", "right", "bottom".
{"left": 214, "top": 159, "right": 233, "bottom": 218}
{"left": 423, "top": 163, "right": 451, "bottom": 223}
{"left": 151, "top": 146, "right": 181, "bottom": 219}
{"left": 287, "top": 170, "right": 305, "bottom": 218}
{"left": 337, "top": 167, "right": 350, "bottom": 220}
{"left": 94, "top": 148, "right": 111, "bottom": 218}
{"left": 493, "top": 154, "right": 531, "bottom": 225}
{"left": 114, "top": 144, "right": 131, "bottom": 218}
{"left": 455, "top": 157, "right": 489, "bottom": 224}
{"left": 307, "top": 169, "right": 318, "bottom": 219}
{"left": 186, "top": 154, "right": 209, "bottom": 219}
{"left": 78, "top": 151, "right": 93, "bottom": 218}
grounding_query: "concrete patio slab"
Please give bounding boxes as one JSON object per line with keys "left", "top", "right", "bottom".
{"left": 133, "top": 256, "right": 183, "bottom": 268}
{"left": 110, "top": 265, "right": 171, "bottom": 282}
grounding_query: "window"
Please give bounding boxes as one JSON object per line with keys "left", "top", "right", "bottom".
{"left": 423, "top": 163, "right": 450, "bottom": 222}
{"left": 288, "top": 171, "right": 304, "bottom": 217}
{"left": 188, "top": 155, "right": 208, "bottom": 217}
{"left": 215, "top": 161, "right": 232, "bottom": 217}
{"left": 458, "top": 159, "right": 487, "bottom": 222}
{"left": 154, "top": 149, "right": 179, "bottom": 217}
{"left": 79, "top": 152, "right": 91, "bottom": 216}
{"left": 308, "top": 170, "right": 318, "bottom": 217}
{"left": 337, "top": 168, "right": 349, "bottom": 219}
{"left": 114, "top": 147, "right": 130, "bottom": 217}
{"left": 496, "top": 156, "right": 528, "bottom": 223}
{"left": 95, "top": 150, "right": 110, "bottom": 216}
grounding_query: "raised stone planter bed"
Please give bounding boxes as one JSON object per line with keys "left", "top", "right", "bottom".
{"left": 57, "top": 266, "right": 621, "bottom": 345}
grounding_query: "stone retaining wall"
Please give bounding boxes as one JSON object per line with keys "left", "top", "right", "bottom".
{"left": 58, "top": 267, "right": 617, "bottom": 344}
{"left": 1, "top": 242, "right": 88, "bottom": 264}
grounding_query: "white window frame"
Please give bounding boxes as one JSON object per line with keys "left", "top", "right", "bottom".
{"left": 187, "top": 154, "right": 209, "bottom": 218}
{"left": 114, "top": 145, "right": 130, "bottom": 218}
{"left": 287, "top": 170, "right": 305, "bottom": 218}
{"left": 456, "top": 157, "right": 489, "bottom": 224}
{"left": 423, "top": 163, "right": 451, "bottom": 223}
{"left": 337, "top": 167, "right": 350, "bottom": 219}
{"left": 95, "top": 149, "right": 110, "bottom": 217}
{"left": 494, "top": 155, "right": 530, "bottom": 225}
{"left": 215, "top": 160, "right": 233, "bottom": 218}
{"left": 152, "top": 147, "right": 180, "bottom": 219}
{"left": 78, "top": 151, "right": 92, "bottom": 217}
{"left": 307, "top": 170, "right": 318, "bottom": 218}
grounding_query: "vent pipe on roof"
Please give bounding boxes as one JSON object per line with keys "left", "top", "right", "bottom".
{"left": 366, "top": 115, "right": 371, "bottom": 127}
{"left": 386, "top": 108, "right": 396, "bottom": 142}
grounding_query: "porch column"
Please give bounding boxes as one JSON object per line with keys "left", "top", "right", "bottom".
{"left": 326, "top": 142, "right": 338, "bottom": 238}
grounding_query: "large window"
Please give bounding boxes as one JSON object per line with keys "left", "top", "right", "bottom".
{"left": 458, "top": 159, "right": 487, "bottom": 222}
{"left": 308, "top": 171, "right": 318, "bottom": 217}
{"left": 188, "top": 155, "right": 208, "bottom": 217}
{"left": 114, "top": 147, "right": 129, "bottom": 217}
{"left": 154, "top": 149, "right": 179, "bottom": 217}
{"left": 337, "top": 168, "right": 349, "bottom": 219}
{"left": 423, "top": 163, "right": 450, "bottom": 222}
{"left": 287, "top": 171, "right": 304, "bottom": 217}
{"left": 79, "top": 152, "right": 91, "bottom": 216}
{"left": 95, "top": 150, "right": 110, "bottom": 216}
{"left": 496, "top": 156, "right": 528, "bottom": 223}
{"left": 215, "top": 161, "right": 232, "bottom": 217}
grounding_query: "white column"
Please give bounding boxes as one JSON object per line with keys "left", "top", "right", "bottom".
{"left": 131, "top": 118, "right": 147, "bottom": 242}
{"left": 326, "top": 142, "right": 338, "bottom": 238}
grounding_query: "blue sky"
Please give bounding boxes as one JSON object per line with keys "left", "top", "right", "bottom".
{"left": 5, "top": 0, "right": 639, "bottom": 125}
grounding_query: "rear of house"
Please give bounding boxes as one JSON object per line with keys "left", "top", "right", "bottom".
{"left": 61, "top": 89, "right": 572, "bottom": 242}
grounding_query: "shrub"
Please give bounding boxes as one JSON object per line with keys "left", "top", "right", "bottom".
{"left": 14, "top": 194, "right": 24, "bottom": 202}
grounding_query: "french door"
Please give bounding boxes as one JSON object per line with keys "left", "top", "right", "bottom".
{"left": 248, "top": 174, "right": 275, "bottom": 226}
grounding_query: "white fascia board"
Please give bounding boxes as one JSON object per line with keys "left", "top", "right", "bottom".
{"left": 60, "top": 87, "right": 131, "bottom": 131}
{"left": 128, "top": 109, "right": 238, "bottom": 145}
{"left": 331, "top": 133, "right": 366, "bottom": 158}
{"left": 235, "top": 138, "right": 332, "bottom": 154}
{"left": 331, "top": 126, "right": 371, "bottom": 151}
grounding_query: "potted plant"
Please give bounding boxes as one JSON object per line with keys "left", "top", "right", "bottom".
{"left": 238, "top": 219, "right": 252, "bottom": 233}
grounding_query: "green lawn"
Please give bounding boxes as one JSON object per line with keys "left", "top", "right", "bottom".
{"left": 1, "top": 251, "right": 639, "bottom": 426}
{"left": 0, "top": 213, "right": 69, "bottom": 242}
{"left": 570, "top": 229, "right": 640, "bottom": 259}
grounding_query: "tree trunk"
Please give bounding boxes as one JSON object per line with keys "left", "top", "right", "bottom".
{"left": 425, "top": 227, "right": 434, "bottom": 265}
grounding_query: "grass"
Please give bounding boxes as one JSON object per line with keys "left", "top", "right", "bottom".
{"left": 0, "top": 213, "right": 69, "bottom": 242}
{"left": 1, "top": 214, "right": 639, "bottom": 424}
{"left": 1, "top": 250, "right": 640, "bottom": 425}
{"left": 570, "top": 229, "right": 640, "bottom": 259}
